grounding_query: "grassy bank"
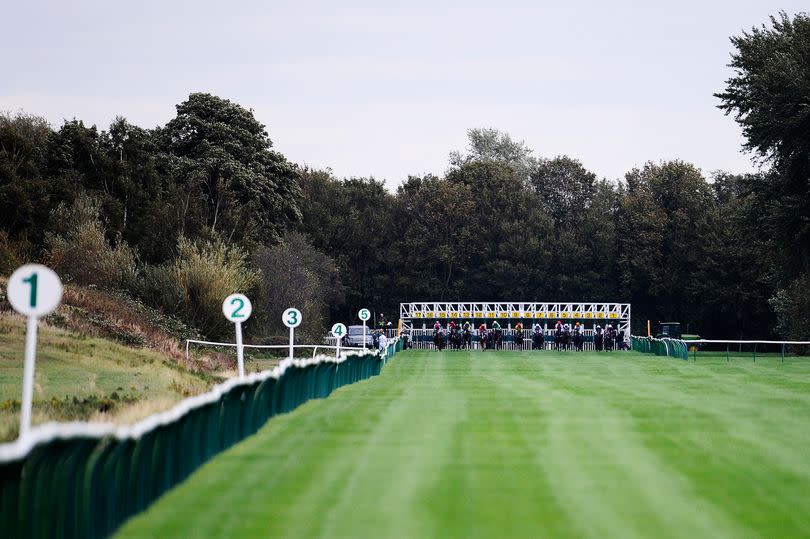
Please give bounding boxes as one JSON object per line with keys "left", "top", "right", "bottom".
{"left": 0, "top": 313, "right": 217, "bottom": 440}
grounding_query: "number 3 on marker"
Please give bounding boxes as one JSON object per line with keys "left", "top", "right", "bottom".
{"left": 283, "top": 308, "right": 302, "bottom": 328}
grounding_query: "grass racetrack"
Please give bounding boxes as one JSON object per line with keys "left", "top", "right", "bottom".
{"left": 117, "top": 350, "right": 810, "bottom": 538}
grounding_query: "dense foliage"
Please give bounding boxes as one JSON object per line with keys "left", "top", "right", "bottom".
{"left": 0, "top": 12, "right": 807, "bottom": 340}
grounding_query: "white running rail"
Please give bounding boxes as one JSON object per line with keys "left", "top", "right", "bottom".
{"left": 185, "top": 339, "right": 365, "bottom": 360}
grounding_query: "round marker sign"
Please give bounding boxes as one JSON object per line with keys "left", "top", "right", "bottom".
{"left": 7, "top": 264, "right": 63, "bottom": 318}
{"left": 222, "top": 294, "right": 252, "bottom": 323}
{"left": 358, "top": 308, "right": 370, "bottom": 321}
{"left": 331, "top": 323, "right": 347, "bottom": 339}
{"left": 283, "top": 307, "right": 302, "bottom": 328}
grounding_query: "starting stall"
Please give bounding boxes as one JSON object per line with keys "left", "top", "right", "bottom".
{"left": 399, "top": 302, "right": 631, "bottom": 350}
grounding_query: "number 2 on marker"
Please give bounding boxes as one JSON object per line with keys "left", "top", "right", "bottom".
{"left": 231, "top": 298, "right": 245, "bottom": 318}
{"left": 22, "top": 272, "right": 38, "bottom": 308}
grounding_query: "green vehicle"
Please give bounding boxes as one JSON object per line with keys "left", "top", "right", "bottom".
{"left": 655, "top": 322, "right": 682, "bottom": 339}
{"left": 655, "top": 322, "right": 700, "bottom": 343}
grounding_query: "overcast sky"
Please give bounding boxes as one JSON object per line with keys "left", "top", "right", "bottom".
{"left": 2, "top": 1, "right": 806, "bottom": 186}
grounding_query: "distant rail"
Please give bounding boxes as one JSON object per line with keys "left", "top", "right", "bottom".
{"left": 185, "top": 339, "right": 366, "bottom": 360}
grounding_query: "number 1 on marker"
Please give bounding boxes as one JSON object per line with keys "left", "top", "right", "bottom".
{"left": 22, "top": 272, "right": 38, "bottom": 308}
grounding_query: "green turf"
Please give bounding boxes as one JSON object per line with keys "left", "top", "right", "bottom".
{"left": 117, "top": 350, "right": 810, "bottom": 538}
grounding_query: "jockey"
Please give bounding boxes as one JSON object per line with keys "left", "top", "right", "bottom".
{"left": 515, "top": 321, "right": 524, "bottom": 331}
{"left": 478, "top": 322, "right": 487, "bottom": 334}
{"left": 449, "top": 319, "right": 457, "bottom": 331}
{"left": 463, "top": 321, "right": 471, "bottom": 332}
{"left": 555, "top": 320, "right": 563, "bottom": 331}
{"left": 492, "top": 320, "right": 502, "bottom": 331}
{"left": 434, "top": 320, "right": 441, "bottom": 331}
{"left": 533, "top": 323, "right": 542, "bottom": 334}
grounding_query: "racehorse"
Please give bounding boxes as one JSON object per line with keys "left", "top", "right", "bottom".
{"left": 433, "top": 330, "right": 446, "bottom": 351}
{"left": 493, "top": 329, "right": 503, "bottom": 350}
{"left": 594, "top": 329, "right": 604, "bottom": 351}
{"left": 573, "top": 330, "right": 583, "bottom": 351}
{"left": 604, "top": 329, "right": 615, "bottom": 351}
{"left": 514, "top": 329, "right": 524, "bottom": 349}
{"left": 463, "top": 328, "right": 472, "bottom": 349}
{"left": 532, "top": 330, "right": 545, "bottom": 350}
{"left": 479, "top": 330, "right": 490, "bottom": 350}
{"left": 450, "top": 328, "right": 463, "bottom": 350}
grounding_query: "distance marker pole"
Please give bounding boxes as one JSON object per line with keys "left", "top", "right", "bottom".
{"left": 331, "top": 323, "right": 346, "bottom": 359}
{"left": 235, "top": 321, "right": 245, "bottom": 378}
{"left": 358, "top": 308, "right": 371, "bottom": 350}
{"left": 7, "top": 264, "right": 63, "bottom": 438}
{"left": 20, "top": 316, "right": 38, "bottom": 437}
{"left": 222, "top": 293, "right": 252, "bottom": 379}
{"left": 283, "top": 308, "right": 303, "bottom": 361}
{"left": 289, "top": 326, "right": 295, "bottom": 360}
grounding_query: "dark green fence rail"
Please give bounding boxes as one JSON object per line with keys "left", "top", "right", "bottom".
{"left": 0, "top": 339, "right": 403, "bottom": 539}
{"left": 631, "top": 336, "right": 689, "bottom": 360}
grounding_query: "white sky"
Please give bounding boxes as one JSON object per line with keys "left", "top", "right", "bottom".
{"left": 2, "top": 0, "right": 805, "bottom": 186}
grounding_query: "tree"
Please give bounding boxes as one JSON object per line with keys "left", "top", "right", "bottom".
{"left": 446, "top": 160, "right": 553, "bottom": 299}
{"left": 161, "top": 93, "right": 302, "bottom": 247}
{"left": 0, "top": 112, "right": 58, "bottom": 246}
{"left": 390, "top": 175, "right": 475, "bottom": 301}
{"left": 530, "top": 156, "right": 619, "bottom": 298}
{"left": 296, "top": 170, "right": 395, "bottom": 319}
{"left": 715, "top": 12, "right": 810, "bottom": 273}
{"left": 716, "top": 12, "right": 810, "bottom": 341}
{"left": 254, "top": 232, "right": 344, "bottom": 339}
{"left": 618, "top": 161, "right": 716, "bottom": 333}
{"left": 0, "top": 111, "right": 51, "bottom": 183}
{"left": 450, "top": 128, "right": 537, "bottom": 180}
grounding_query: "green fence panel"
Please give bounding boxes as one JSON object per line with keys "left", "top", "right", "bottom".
{"left": 0, "top": 346, "right": 401, "bottom": 539}
{"left": 0, "top": 457, "right": 24, "bottom": 538}
{"left": 632, "top": 336, "right": 689, "bottom": 361}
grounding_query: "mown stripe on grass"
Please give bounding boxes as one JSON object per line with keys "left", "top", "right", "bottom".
{"left": 116, "top": 351, "right": 810, "bottom": 539}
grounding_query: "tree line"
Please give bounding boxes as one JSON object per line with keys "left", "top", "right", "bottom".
{"left": 0, "top": 12, "right": 807, "bottom": 342}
